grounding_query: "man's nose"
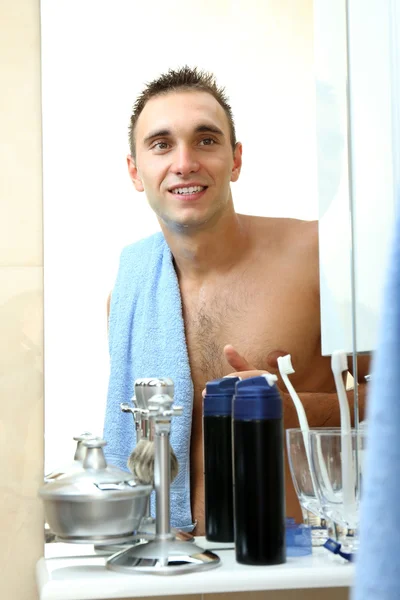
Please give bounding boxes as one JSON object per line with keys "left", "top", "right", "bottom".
{"left": 170, "top": 144, "right": 200, "bottom": 176}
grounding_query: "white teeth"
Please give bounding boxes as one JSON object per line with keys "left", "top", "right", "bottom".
{"left": 172, "top": 186, "right": 204, "bottom": 194}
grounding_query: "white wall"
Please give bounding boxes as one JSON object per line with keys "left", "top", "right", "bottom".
{"left": 41, "top": 0, "right": 317, "bottom": 473}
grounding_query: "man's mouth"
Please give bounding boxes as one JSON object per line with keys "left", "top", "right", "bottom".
{"left": 168, "top": 185, "right": 207, "bottom": 196}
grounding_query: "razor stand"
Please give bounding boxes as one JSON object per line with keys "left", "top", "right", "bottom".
{"left": 120, "top": 399, "right": 194, "bottom": 543}
{"left": 107, "top": 394, "right": 221, "bottom": 575}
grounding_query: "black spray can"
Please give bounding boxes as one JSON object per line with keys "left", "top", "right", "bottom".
{"left": 233, "top": 374, "right": 286, "bottom": 565}
{"left": 203, "top": 376, "right": 240, "bottom": 542}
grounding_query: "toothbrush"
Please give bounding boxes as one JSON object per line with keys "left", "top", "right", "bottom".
{"left": 277, "top": 355, "right": 309, "bottom": 435}
{"left": 331, "top": 350, "right": 356, "bottom": 519}
{"left": 277, "top": 355, "right": 318, "bottom": 495}
{"left": 278, "top": 355, "right": 334, "bottom": 502}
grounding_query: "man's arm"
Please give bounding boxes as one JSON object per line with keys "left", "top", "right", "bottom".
{"left": 281, "top": 386, "right": 367, "bottom": 429}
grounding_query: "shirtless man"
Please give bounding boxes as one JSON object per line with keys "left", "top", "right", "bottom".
{"left": 107, "top": 66, "right": 369, "bottom": 534}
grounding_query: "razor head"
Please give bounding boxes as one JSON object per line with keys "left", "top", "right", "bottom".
{"left": 133, "top": 377, "right": 174, "bottom": 409}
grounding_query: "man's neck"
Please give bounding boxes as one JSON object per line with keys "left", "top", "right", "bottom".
{"left": 160, "top": 210, "right": 251, "bottom": 283}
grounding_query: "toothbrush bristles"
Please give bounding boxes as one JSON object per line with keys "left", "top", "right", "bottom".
{"left": 278, "top": 354, "right": 295, "bottom": 375}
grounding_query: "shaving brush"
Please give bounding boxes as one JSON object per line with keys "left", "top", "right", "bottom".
{"left": 123, "top": 378, "right": 180, "bottom": 486}
{"left": 128, "top": 438, "right": 179, "bottom": 484}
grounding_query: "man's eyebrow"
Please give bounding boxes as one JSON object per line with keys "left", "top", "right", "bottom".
{"left": 143, "top": 129, "right": 171, "bottom": 145}
{"left": 143, "top": 124, "right": 225, "bottom": 145}
{"left": 194, "top": 124, "right": 224, "bottom": 136}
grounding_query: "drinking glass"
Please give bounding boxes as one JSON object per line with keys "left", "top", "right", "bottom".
{"left": 309, "top": 429, "right": 365, "bottom": 551}
{"left": 286, "top": 428, "right": 336, "bottom": 546}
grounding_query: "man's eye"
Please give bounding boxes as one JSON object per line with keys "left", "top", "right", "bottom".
{"left": 153, "top": 142, "right": 169, "bottom": 150}
{"left": 199, "top": 138, "right": 215, "bottom": 146}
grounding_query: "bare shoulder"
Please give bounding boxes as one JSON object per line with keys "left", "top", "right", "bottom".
{"left": 279, "top": 218, "right": 319, "bottom": 280}
{"left": 285, "top": 219, "right": 319, "bottom": 292}
{"left": 284, "top": 218, "right": 319, "bottom": 255}
{"left": 244, "top": 214, "right": 318, "bottom": 253}
{"left": 243, "top": 215, "right": 320, "bottom": 289}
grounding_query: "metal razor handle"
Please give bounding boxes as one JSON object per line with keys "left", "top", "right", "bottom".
{"left": 147, "top": 394, "right": 182, "bottom": 539}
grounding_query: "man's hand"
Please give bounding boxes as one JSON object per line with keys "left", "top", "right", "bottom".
{"left": 223, "top": 344, "right": 269, "bottom": 379}
{"left": 201, "top": 345, "right": 269, "bottom": 397}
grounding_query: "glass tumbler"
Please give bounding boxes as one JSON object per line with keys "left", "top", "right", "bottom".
{"left": 286, "top": 428, "right": 335, "bottom": 546}
{"left": 309, "top": 429, "right": 366, "bottom": 552}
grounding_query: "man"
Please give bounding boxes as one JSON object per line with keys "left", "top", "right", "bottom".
{"left": 106, "top": 66, "right": 369, "bottom": 534}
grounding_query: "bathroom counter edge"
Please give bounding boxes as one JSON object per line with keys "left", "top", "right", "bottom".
{"left": 37, "top": 540, "right": 353, "bottom": 600}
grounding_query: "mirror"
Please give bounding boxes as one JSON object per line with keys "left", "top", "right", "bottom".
{"left": 40, "top": 0, "right": 398, "bottom": 560}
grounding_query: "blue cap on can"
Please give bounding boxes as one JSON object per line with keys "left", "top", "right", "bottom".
{"left": 233, "top": 375, "right": 282, "bottom": 420}
{"left": 203, "top": 377, "right": 240, "bottom": 416}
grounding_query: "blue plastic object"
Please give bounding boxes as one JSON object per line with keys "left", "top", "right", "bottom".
{"left": 285, "top": 518, "right": 312, "bottom": 557}
{"left": 323, "top": 538, "right": 354, "bottom": 562}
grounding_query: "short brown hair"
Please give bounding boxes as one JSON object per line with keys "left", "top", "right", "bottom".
{"left": 128, "top": 66, "right": 237, "bottom": 158}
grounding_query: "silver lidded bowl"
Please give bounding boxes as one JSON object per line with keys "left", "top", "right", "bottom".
{"left": 43, "top": 432, "right": 97, "bottom": 543}
{"left": 39, "top": 438, "right": 152, "bottom": 544}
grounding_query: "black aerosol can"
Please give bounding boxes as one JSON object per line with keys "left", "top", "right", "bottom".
{"left": 233, "top": 374, "right": 286, "bottom": 565}
{"left": 203, "top": 376, "right": 240, "bottom": 542}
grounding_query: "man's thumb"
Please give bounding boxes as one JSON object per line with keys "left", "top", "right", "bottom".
{"left": 223, "top": 344, "right": 255, "bottom": 372}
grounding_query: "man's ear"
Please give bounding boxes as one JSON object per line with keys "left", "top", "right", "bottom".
{"left": 230, "top": 142, "right": 242, "bottom": 183}
{"left": 127, "top": 155, "right": 144, "bottom": 192}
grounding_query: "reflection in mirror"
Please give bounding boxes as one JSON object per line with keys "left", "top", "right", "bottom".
{"left": 40, "top": 0, "right": 378, "bottom": 562}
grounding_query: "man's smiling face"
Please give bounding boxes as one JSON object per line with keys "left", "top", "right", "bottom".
{"left": 128, "top": 90, "right": 242, "bottom": 232}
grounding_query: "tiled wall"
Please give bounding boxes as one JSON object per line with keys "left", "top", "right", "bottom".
{"left": 0, "top": 0, "right": 44, "bottom": 598}
{"left": 0, "top": 1, "right": 350, "bottom": 599}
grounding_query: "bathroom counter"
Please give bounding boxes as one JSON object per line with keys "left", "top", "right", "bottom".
{"left": 36, "top": 539, "right": 353, "bottom": 600}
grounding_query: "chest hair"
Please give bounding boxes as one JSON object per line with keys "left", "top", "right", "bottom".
{"left": 184, "top": 289, "right": 249, "bottom": 383}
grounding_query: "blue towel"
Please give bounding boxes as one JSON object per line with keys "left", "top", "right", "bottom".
{"left": 352, "top": 207, "right": 400, "bottom": 599}
{"left": 103, "top": 232, "right": 195, "bottom": 532}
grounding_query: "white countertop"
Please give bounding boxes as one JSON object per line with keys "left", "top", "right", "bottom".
{"left": 37, "top": 538, "right": 353, "bottom": 600}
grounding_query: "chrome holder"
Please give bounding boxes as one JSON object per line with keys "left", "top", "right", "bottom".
{"left": 121, "top": 382, "right": 195, "bottom": 542}
{"left": 106, "top": 537, "right": 221, "bottom": 575}
{"left": 107, "top": 391, "right": 220, "bottom": 575}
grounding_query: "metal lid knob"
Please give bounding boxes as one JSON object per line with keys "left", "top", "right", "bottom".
{"left": 83, "top": 438, "right": 107, "bottom": 449}
{"left": 82, "top": 438, "right": 107, "bottom": 469}
{"left": 73, "top": 432, "right": 96, "bottom": 462}
{"left": 73, "top": 432, "right": 95, "bottom": 442}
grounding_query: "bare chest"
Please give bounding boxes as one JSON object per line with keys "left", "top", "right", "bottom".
{"left": 180, "top": 274, "right": 320, "bottom": 395}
